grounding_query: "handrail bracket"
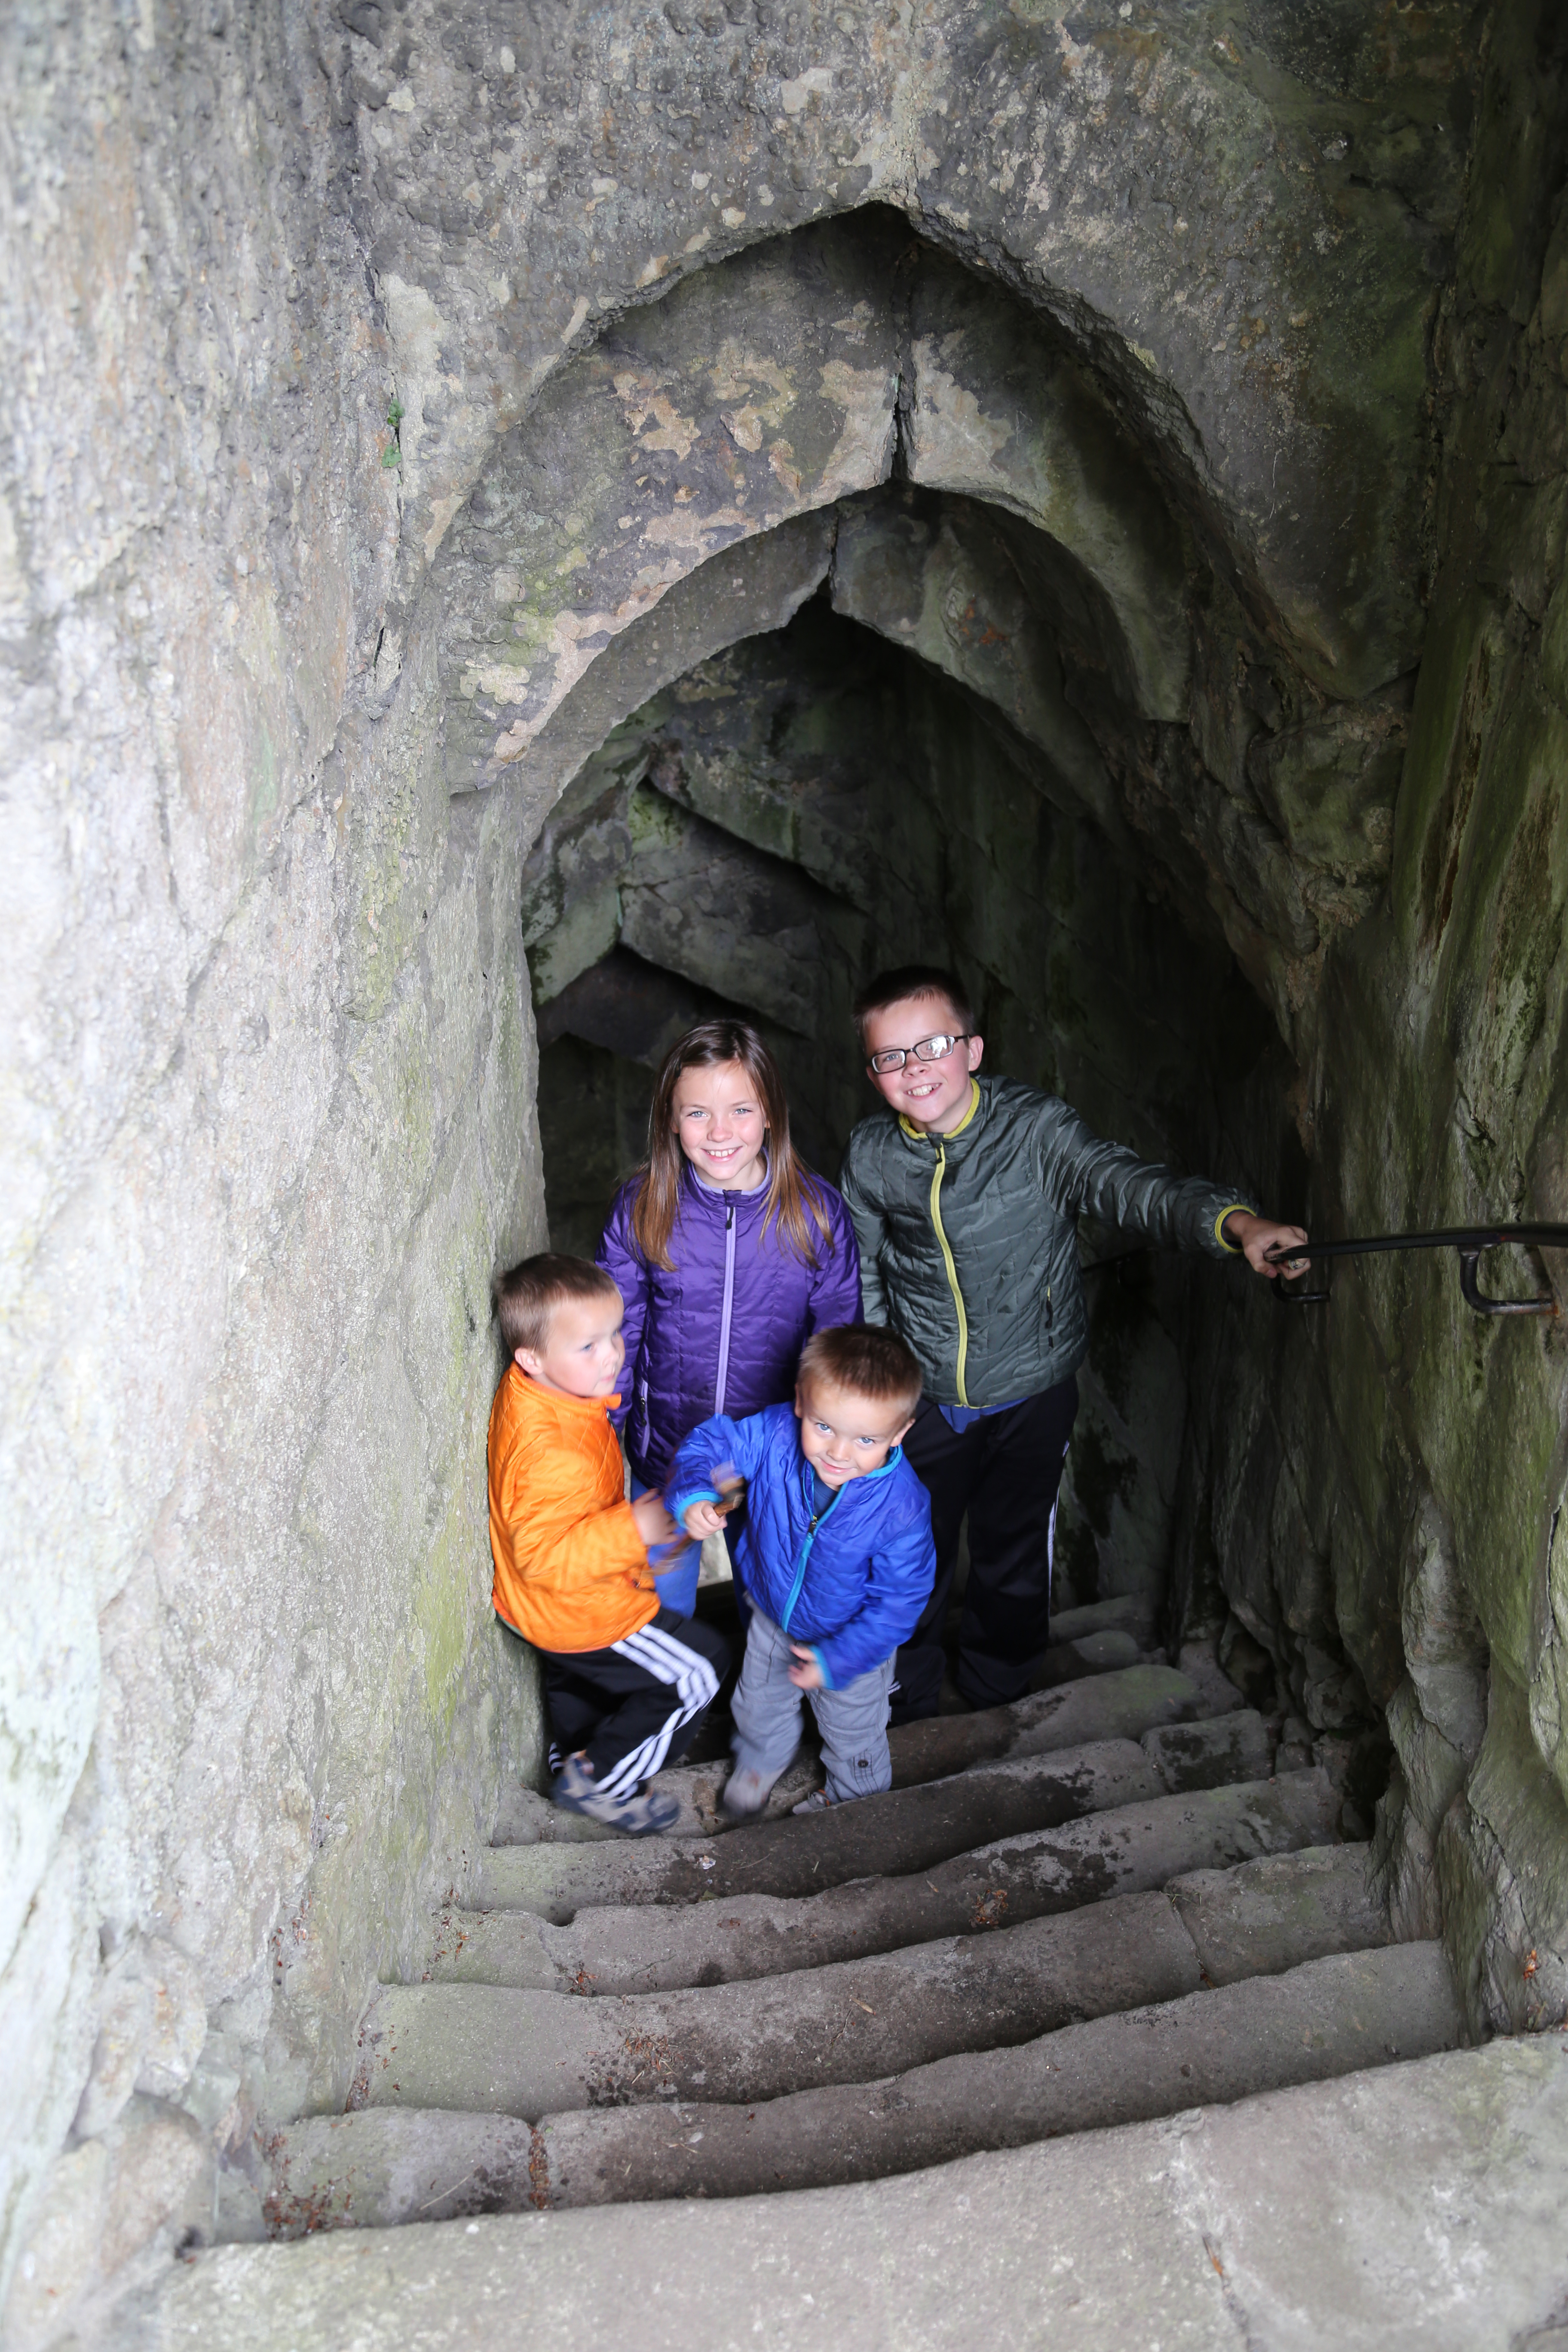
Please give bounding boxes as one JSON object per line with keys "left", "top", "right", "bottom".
{"left": 1265, "top": 1225, "right": 1565, "bottom": 1321}
{"left": 1458, "top": 1246, "right": 1559, "bottom": 1319}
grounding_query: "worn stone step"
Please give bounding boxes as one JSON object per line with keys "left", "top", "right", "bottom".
{"left": 159, "top": 2040, "right": 1568, "bottom": 2343}
{"left": 421, "top": 1772, "right": 1338, "bottom": 1995}
{"left": 1047, "top": 1593, "right": 1160, "bottom": 1646}
{"left": 1139, "top": 1709, "right": 1272, "bottom": 1792}
{"left": 485, "top": 1663, "right": 1212, "bottom": 1851}
{"left": 473, "top": 1736, "right": 1162, "bottom": 1921}
{"left": 1034, "top": 1626, "right": 1143, "bottom": 1684}
{"left": 490, "top": 1749, "right": 824, "bottom": 1849}
{"left": 271, "top": 1852, "right": 1405, "bottom": 2228}
{"left": 1176, "top": 1640, "right": 1248, "bottom": 1719}
{"left": 532, "top": 1941, "right": 1462, "bottom": 2207}
{"left": 882, "top": 1660, "right": 1206, "bottom": 1787}
{"left": 472, "top": 1712, "right": 1273, "bottom": 1920}
{"left": 260, "top": 1946, "right": 1458, "bottom": 2228}
{"left": 360, "top": 1886, "right": 1202, "bottom": 2120}
{"left": 1168, "top": 1840, "right": 1393, "bottom": 1984}
{"left": 1165, "top": 1840, "right": 1393, "bottom": 1970}
{"left": 264, "top": 2108, "right": 540, "bottom": 2236}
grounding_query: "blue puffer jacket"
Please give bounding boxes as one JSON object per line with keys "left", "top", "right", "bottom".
{"left": 666, "top": 1404, "right": 935, "bottom": 1690}
{"left": 597, "top": 1167, "right": 862, "bottom": 1487}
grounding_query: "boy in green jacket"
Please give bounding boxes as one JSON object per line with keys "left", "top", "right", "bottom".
{"left": 838, "top": 965, "right": 1308, "bottom": 1722}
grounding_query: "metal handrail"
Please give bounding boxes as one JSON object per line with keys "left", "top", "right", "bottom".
{"left": 1265, "top": 1224, "right": 1568, "bottom": 1318}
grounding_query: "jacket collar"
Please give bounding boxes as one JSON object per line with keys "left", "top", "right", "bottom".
{"left": 898, "top": 1078, "right": 982, "bottom": 1146}
{"left": 514, "top": 1366, "right": 621, "bottom": 1416}
{"left": 683, "top": 1157, "right": 771, "bottom": 1216}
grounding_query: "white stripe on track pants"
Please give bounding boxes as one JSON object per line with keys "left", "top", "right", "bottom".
{"left": 537, "top": 1607, "right": 729, "bottom": 1796}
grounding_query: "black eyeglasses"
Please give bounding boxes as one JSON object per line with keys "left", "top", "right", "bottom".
{"left": 867, "top": 1032, "right": 972, "bottom": 1076}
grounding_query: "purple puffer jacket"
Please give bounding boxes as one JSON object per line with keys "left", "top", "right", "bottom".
{"left": 597, "top": 1165, "right": 862, "bottom": 1488}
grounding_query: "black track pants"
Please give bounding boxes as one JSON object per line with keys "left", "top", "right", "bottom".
{"left": 537, "top": 1608, "right": 730, "bottom": 1796}
{"left": 893, "top": 1379, "right": 1079, "bottom": 1721}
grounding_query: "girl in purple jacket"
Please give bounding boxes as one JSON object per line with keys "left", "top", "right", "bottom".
{"left": 597, "top": 1020, "right": 862, "bottom": 1613}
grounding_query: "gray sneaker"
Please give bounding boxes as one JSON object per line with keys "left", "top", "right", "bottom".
{"left": 553, "top": 1755, "right": 680, "bottom": 1837}
{"left": 791, "top": 1787, "right": 837, "bottom": 1816}
{"left": 720, "top": 1764, "right": 776, "bottom": 1819}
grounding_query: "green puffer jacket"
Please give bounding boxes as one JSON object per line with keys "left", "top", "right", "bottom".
{"left": 839, "top": 1075, "right": 1255, "bottom": 1408}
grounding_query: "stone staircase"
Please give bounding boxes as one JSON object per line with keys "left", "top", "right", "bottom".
{"left": 254, "top": 1610, "right": 1466, "bottom": 2240}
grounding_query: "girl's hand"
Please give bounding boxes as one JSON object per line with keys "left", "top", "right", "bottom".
{"left": 787, "top": 1645, "right": 825, "bottom": 1692}
{"left": 631, "top": 1490, "right": 678, "bottom": 1546}
{"left": 681, "top": 1497, "right": 728, "bottom": 1540}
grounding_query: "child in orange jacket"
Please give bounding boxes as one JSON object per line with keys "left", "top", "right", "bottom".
{"left": 488, "top": 1253, "right": 729, "bottom": 1836}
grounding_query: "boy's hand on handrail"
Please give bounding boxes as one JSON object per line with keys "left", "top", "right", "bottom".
{"left": 1222, "top": 1210, "right": 1311, "bottom": 1278}
{"left": 681, "top": 1496, "right": 729, "bottom": 1540}
{"left": 631, "top": 1490, "right": 679, "bottom": 1547}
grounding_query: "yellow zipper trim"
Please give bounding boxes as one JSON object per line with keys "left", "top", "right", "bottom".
{"left": 898, "top": 1079, "right": 981, "bottom": 1144}
{"left": 900, "top": 1081, "right": 980, "bottom": 1404}
{"left": 928, "top": 1137, "right": 970, "bottom": 1406}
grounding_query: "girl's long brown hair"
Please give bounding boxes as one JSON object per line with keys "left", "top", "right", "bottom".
{"left": 631, "top": 1021, "right": 836, "bottom": 1274}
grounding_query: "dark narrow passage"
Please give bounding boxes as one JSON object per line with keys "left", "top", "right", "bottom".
{"left": 523, "top": 559, "right": 1284, "bottom": 1632}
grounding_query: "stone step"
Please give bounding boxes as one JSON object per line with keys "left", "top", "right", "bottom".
{"left": 156, "top": 2040, "right": 1568, "bottom": 2346}
{"left": 421, "top": 1772, "right": 1338, "bottom": 1996}
{"left": 1170, "top": 1841, "right": 1393, "bottom": 1985}
{"left": 473, "top": 1736, "right": 1163, "bottom": 1920}
{"left": 486, "top": 1660, "right": 1213, "bottom": 1848}
{"left": 360, "top": 1887, "right": 1203, "bottom": 2120}
{"left": 269, "top": 1936, "right": 1440, "bottom": 2232}
{"left": 269, "top": 1847, "right": 1406, "bottom": 2229}
{"left": 1047, "top": 1593, "right": 1160, "bottom": 1646}
{"left": 883, "top": 1661, "right": 1208, "bottom": 1788}
{"left": 1134, "top": 1709, "right": 1271, "bottom": 1792}
{"left": 1176, "top": 1640, "right": 1249, "bottom": 1719}
{"left": 264, "top": 2107, "right": 540, "bottom": 2237}
{"left": 1033, "top": 1626, "right": 1143, "bottom": 1684}
{"left": 531, "top": 1941, "right": 1462, "bottom": 2207}
{"left": 363, "top": 1844, "right": 1389, "bottom": 2126}
{"left": 489, "top": 1749, "right": 824, "bottom": 1849}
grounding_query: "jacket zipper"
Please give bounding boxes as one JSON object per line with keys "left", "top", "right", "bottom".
{"left": 714, "top": 1194, "right": 737, "bottom": 1415}
{"left": 780, "top": 1461, "right": 841, "bottom": 1634}
{"left": 928, "top": 1139, "right": 971, "bottom": 1406}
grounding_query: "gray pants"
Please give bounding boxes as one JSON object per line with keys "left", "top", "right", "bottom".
{"left": 731, "top": 1606, "right": 895, "bottom": 1803}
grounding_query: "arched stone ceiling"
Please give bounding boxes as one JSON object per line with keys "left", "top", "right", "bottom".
{"left": 425, "top": 202, "right": 1412, "bottom": 1051}
{"left": 344, "top": 0, "right": 1474, "bottom": 707}
{"left": 432, "top": 216, "right": 1185, "bottom": 791}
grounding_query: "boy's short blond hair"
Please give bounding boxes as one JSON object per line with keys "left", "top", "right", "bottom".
{"left": 495, "top": 1253, "right": 619, "bottom": 1358}
{"left": 798, "top": 1326, "right": 922, "bottom": 1415}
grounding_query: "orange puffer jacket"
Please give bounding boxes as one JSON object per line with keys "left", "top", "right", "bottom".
{"left": 487, "top": 1365, "right": 658, "bottom": 1654}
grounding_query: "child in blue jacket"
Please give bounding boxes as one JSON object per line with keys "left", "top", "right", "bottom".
{"left": 668, "top": 1326, "right": 935, "bottom": 1818}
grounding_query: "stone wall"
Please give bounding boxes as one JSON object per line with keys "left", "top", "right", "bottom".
{"left": 1, "top": 6, "right": 552, "bottom": 2327}
{"left": 1179, "top": 0, "right": 1568, "bottom": 2037}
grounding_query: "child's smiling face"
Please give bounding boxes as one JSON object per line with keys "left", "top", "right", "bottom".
{"left": 518, "top": 1292, "right": 627, "bottom": 1399}
{"left": 671, "top": 1059, "right": 768, "bottom": 1191}
{"left": 794, "top": 1373, "right": 916, "bottom": 1488}
{"left": 861, "top": 992, "right": 984, "bottom": 1134}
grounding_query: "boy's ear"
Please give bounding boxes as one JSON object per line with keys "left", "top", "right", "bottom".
{"left": 891, "top": 1415, "right": 917, "bottom": 1448}
{"left": 515, "top": 1345, "right": 538, "bottom": 1375}
{"left": 793, "top": 1381, "right": 805, "bottom": 1419}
